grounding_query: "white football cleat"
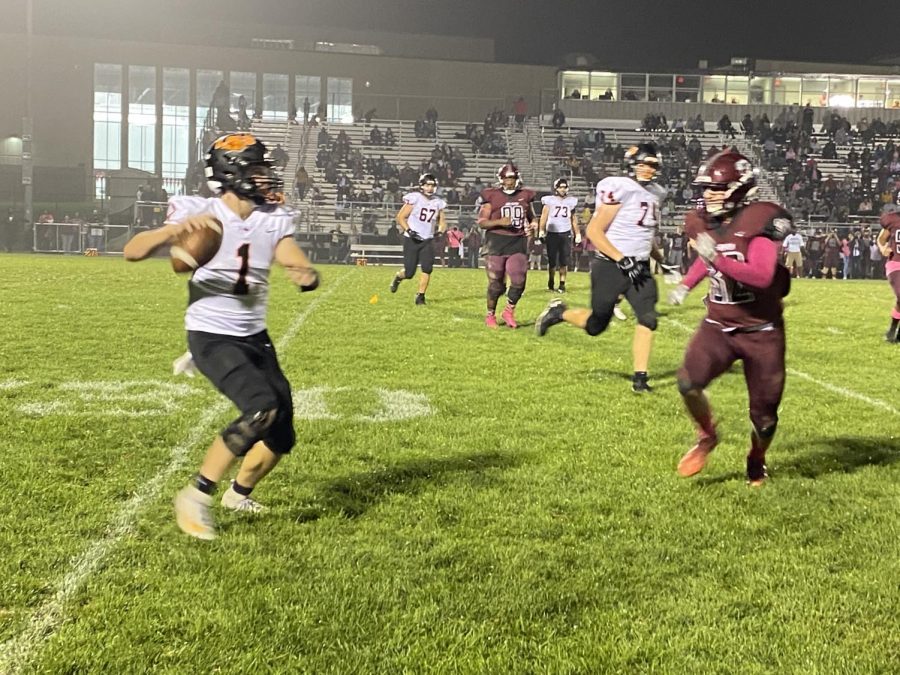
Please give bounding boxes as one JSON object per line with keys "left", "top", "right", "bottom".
{"left": 221, "top": 481, "right": 266, "bottom": 513}
{"left": 613, "top": 305, "right": 627, "bottom": 321}
{"left": 174, "top": 485, "right": 216, "bottom": 540}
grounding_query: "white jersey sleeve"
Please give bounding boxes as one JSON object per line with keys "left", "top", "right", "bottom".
{"left": 595, "top": 177, "right": 660, "bottom": 260}
{"left": 166, "top": 195, "right": 214, "bottom": 225}
{"left": 184, "top": 199, "right": 296, "bottom": 337}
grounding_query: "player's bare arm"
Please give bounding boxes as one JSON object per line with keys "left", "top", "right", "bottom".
{"left": 275, "top": 236, "right": 319, "bottom": 290}
{"left": 437, "top": 210, "right": 447, "bottom": 235}
{"left": 395, "top": 203, "right": 413, "bottom": 232}
{"left": 538, "top": 205, "right": 549, "bottom": 238}
{"left": 571, "top": 211, "right": 581, "bottom": 243}
{"left": 585, "top": 203, "right": 623, "bottom": 259}
{"left": 477, "top": 203, "right": 511, "bottom": 229}
{"left": 123, "top": 214, "right": 220, "bottom": 262}
{"left": 877, "top": 227, "right": 892, "bottom": 257}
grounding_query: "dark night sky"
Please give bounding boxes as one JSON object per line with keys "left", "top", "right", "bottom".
{"left": 204, "top": 0, "right": 898, "bottom": 69}
{"left": 28, "top": 0, "right": 900, "bottom": 70}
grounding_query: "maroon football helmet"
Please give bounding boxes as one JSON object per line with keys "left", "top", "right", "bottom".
{"left": 497, "top": 162, "right": 521, "bottom": 193}
{"left": 693, "top": 150, "right": 758, "bottom": 216}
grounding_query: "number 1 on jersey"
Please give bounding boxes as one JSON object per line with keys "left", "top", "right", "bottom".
{"left": 233, "top": 243, "right": 250, "bottom": 295}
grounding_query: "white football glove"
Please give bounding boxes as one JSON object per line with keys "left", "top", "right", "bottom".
{"left": 574, "top": 232, "right": 582, "bottom": 244}
{"left": 668, "top": 284, "right": 690, "bottom": 305}
{"left": 693, "top": 232, "right": 718, "bottom": 262}
{"left": 173, "top": 350, "right": 197, "bottom": 378}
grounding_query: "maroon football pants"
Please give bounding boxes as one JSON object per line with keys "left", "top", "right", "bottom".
{"left": 678, "top": 320, "right": 786, "bottom": 430}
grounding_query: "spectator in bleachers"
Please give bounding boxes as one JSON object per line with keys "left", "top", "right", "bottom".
{"left": 272, "top": 144, "right": 289, "bottom": 169}
{"left": 718, "top": 114, "right": 737, "bottom": 139}
{"left": 384, "top": 128, "right": 396, "bottom": 147}
{"left": 363, "top": 108, "right": 377, "bottom": 124}
{"left": 552, "top": 107, "right": 566, "bottom": 129}
{"left": 513, "top": 97, "right": 527, "bottom": 131}
{"left": 293, "top": 166, "right": 310, "bottom": 201}
{"left": 368, "top": 125, "right": 383, "bottom": 145}
{"left": 236, "top": 95, "right": 251, "bottom": 131}
{"left": 317, "top": 127, "right": 331, "bottom": 147}
{"left": 688, "top": 115, "right": 705, "bottom": 133}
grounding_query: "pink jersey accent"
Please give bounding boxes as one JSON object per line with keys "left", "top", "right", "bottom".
{"left": 683, "top": 257, "right": 708, "bottom": 290}
{"left": 712, "top": 237, "right": 779, "bottom": 288}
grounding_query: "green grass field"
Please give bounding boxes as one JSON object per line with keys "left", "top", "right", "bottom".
{"left": 1, "top": 253, "right": 898, "bottom": 673}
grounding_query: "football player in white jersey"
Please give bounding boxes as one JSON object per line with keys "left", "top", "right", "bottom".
{"left": 123, "top": 133, "right": 320, "bottom": 540}
{"left": 389, "top": 173, "right": 447, "bottom": 305}
{"left": 539, "top": 177, "right": 581, "bottom": 293}
{"left": 536, "top": 143, "right": 668, "bottom": 393}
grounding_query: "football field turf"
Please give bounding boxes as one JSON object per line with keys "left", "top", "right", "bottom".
{"left": 1, "top": 253, "right": 898, "bottom": 673}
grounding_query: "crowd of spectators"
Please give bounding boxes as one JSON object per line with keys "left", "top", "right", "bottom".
{"left": 747, "top": 104, "right": 900, "bottom": 222}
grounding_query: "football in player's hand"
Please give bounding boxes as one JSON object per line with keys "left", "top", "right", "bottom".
{"left": 170, "top": 218, "right": 223, "bottom": 274}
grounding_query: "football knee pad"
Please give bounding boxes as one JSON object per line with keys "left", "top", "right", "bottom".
{"left": 507, "top": 285, "right": 525, "bottom": 305}
{"left": 222, "top": 408, "right": 278, "bottom": 456}
{"left": 585, "top": 311, "right": 612, "bottom": 336}
{"left": 636, "top": 312, "right": 658, "bottom": 331}
{"left": 488, "top": 279, "right": 506, "bottom": 300}
{"left": 751, "top": 418, "right": 778, "bottom": 440}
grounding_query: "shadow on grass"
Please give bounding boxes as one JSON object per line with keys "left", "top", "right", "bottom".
{"left": 293, "top": 451, "right": 521, "bottom": 522}
{"left": 691, "top": 436, "right": 900, "bottom": 486}
{"left": 780, "top": 436, "right": 900, "bottom": 478}
{"left": 588, "top": 367, "right": 679, "bottom": 382}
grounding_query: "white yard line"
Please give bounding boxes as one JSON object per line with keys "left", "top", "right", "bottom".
{"left": 667, "top": 316, "right": 899, "bottom": 417}
{"left": 0, "top": 271, "right": 352, "bottom": 674}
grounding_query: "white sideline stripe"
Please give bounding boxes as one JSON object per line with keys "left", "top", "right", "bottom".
{"left": 667, "top": 317, "right": 899, "bottom": 417}
{"left": 0, "top": 271, "right": 352, "bottom": 675}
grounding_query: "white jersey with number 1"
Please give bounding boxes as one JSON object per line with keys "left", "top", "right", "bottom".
{"left": 165, "top": 195, "right": 295, "bottom": 337}
{"left": 402, "top": 191, "right": 447, "bottom": 240}
{"left": 594, "top": 176, "right": 663, "bottom": 259}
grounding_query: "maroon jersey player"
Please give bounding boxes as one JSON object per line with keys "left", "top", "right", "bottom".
{"left": 477, "top": 162, "right": 537, "bottom": 328}
{"left": 667, "top": 151, "right": 792, "bottom": 486}
{"left": 876, "top": 199, "right": 900, "bottom": 343}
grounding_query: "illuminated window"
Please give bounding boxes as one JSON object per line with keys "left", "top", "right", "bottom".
{"left": 772, "top": 77, "right": 801, "bottom": 105}
{"left": 230, "top": 71, "right": 257, "bottom": 116}
{"left": 162, "top": 67, "right": 189, "bottom": 192}
{"left": 560, "top": 71, "right": 589, "bottom": 99}
{"left": 94, "top": 63, "right": 121, "bottom": 172}
{"left": 128, "top": 65, "right": 156, "bottom": 173}
{"left": 702, "top": 76, "right": 726, "bottom": 103}
{"left": 587, "top": 72, "right": 617, "bottom": 101}
{"left": 196, "top": 69, "right": 224, "bottom": 132}
{"left": 828, "top": 77, "right": 855, "bottom": 108}
{"left": 327, "top": 77, "right": 353, "bottom": 123}
{"left": 262, "top": 73, "right": 289, "bottom": 120}
{"left": 857, "top": 79, "right": 885, "bottom": 108}
{"left": 295, "top": 75, "right": 321, "bottom": 121}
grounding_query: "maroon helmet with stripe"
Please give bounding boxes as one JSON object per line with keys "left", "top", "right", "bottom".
{"left": 497, "top": 161, "right": 521, "bottom": 193}
{"left": 693, "top": 150, "right": 758, "bottom": 216}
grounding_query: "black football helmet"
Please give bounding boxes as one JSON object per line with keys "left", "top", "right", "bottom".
{"left": 552, "top": 177, "right": 569, "bottom": 195}
{"left": 205, "top": 133, "right": 284, "bottom": 205}
{"left": 497, "top": 162, "right": 521, "bottom": 194}
{"left": 624, "top": 143, "right": 661, "bottom": 184}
